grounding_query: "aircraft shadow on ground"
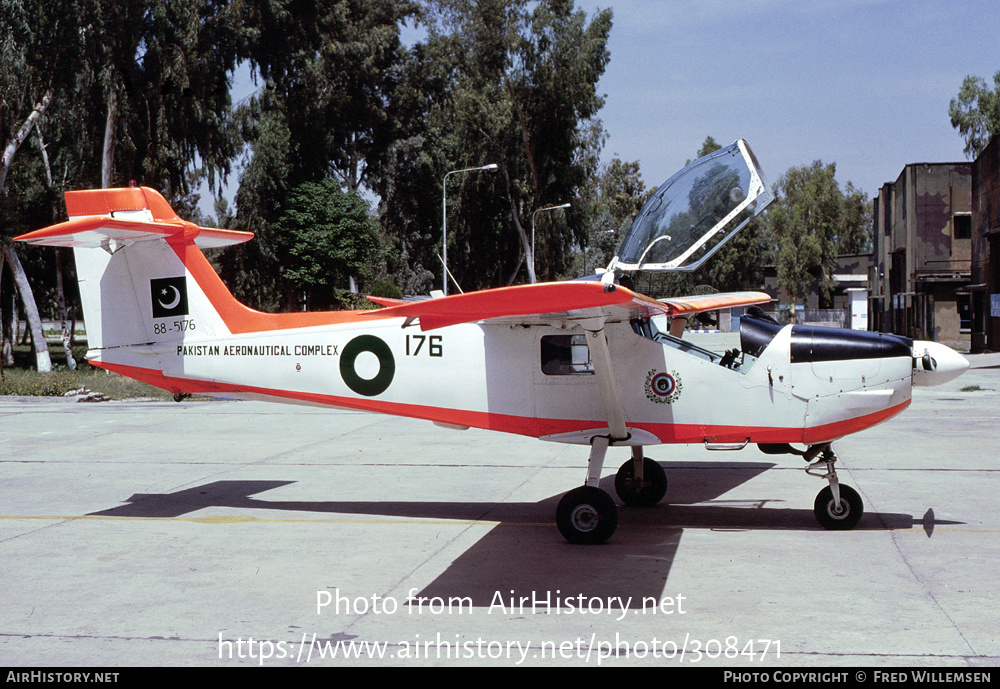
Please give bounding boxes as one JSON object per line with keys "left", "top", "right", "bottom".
{"left": 86, "top": 462, "right": 958, "bottom": 606}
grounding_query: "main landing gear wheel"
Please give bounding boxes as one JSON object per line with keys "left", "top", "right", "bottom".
{"left": 556, "top": 486, "right": 619, "bottom": 545}
{"left": 615, "top": 457, "right": 667, "bottom": 507}
{"left": 814, "top": 484, "right": 864, "bottom": 530}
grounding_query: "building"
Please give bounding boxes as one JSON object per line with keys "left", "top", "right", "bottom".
{"left": 761, "top": 253, "right": 870, "bottom": 327}
{"left": 971, "top": 135, "right": 1000, "bottom": 352}
{"left": 870, "top": 162, "right": 972, "bottom": 343}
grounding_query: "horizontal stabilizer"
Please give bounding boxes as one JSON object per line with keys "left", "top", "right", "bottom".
{"left": 366, "top": 295, "right": 407, "bottom": 308}
{"left": 14, "top": 187, "right": 253, "bottom": 250}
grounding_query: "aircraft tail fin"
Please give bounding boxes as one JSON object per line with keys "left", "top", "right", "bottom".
{"left": 15, "top": 187, "right": 253, "bottom": 352}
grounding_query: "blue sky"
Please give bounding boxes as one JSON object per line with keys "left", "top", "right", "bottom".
{"left": 206, "top": 0, "right": 998, "bottom": 213}
{"left": 575, "top": 0, "right": 999, "bottom": 197}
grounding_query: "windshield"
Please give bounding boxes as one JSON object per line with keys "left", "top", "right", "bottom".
{"left": 612, "top": 140, "right": 772, "bottom": 272}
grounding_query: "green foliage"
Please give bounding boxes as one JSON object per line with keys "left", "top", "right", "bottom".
{"left": 376, "top": 0, "right": 614, "bottom": 290}
{"left": 0, "top": 365, "right": 174, "bottom": 399}
{"left": 696, "top": 136, "right": 722, "bottom": 159}
{"left": 685, "top": 135, "right": 721, "bottom": 165}
{"left": 762, "top": 161, "right": 871, "bottom": 314}
{"left": 238, "top": 0, "right": 417, "bottom": 193}
{"left": 5, "top": 0, "right": 619, "bottom": 310}
{"left": 368, "top": 280, "right": 404, "bottom": 300}
{"left": 14, "top": 0, "right": 243, "bottom": 195}
{"left": 572, "top": 156, "right": 650, "bottom": 277}
{"left": 221, "top": 1, "right": 416, "bottom": 306}
{"left": 0, "top": 1, "right": 250, "bottom": 352}
{"left": 223, "top": 99, "right": 293, "bottom": 309}
{"left": 950, "top": 71, "right": 1000, "bottom": 159}
{"left": 104, "top": 0, "right": 241, "bottom": 192}
{"left": 1, "top": 0, "right": 92, "bottom": 211}
{"left": 271, "top": 179, "right": 382, "bottom": 310}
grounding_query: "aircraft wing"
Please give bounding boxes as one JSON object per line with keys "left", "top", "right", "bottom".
{"left": 657, "top": 292, "right": 773, "bottom": 315}
{"left": 364, "top": 282, "right": 770, "bottom": 331}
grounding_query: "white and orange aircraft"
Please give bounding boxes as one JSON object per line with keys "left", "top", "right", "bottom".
{"left": 17, "top": 140, "right": 968, "bottom": 544}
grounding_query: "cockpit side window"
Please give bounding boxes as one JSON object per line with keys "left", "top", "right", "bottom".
{"left": 541, "top": 334, "right": 594, "bottom": 375}
{"left": 630, "top": 317, "right": 745, "bottom": 371}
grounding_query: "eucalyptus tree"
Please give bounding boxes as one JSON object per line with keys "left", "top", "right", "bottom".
{"left": 1, "top": 0, "right": 92, "bottom": 371}
{"left": 2, "top": 0, "right": 247, "bottom": 369}
{"left": 950, "top": 71, "right": 1000, "bottom": 159}
{"left": 237, "top": 0, "right": 417, "bottom": 193}
{"left": 377, "top": 0, "right": 613, "bottom": 292}
{"left": 223, "top": 0, "right": 416, "bottom": 307}
{"left": 763, "top": 161, "right": 870, "bottom": 321}
{"left": 89, "top": 0, "right": 242, "bottom": 193}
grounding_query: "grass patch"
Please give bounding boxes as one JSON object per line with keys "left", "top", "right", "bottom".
{"left": 2, "top": 338, "right": 174, "bottom": 400}
{"left": 0, "top": 365, "right": 175, "bottom": 400}
{"left": 960, "top": 385, "right": 983, "bottom": 392}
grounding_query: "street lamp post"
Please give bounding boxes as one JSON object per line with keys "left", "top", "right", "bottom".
{"left": 530, "top": 203, "right": 571, "bottom": 284}
{"left": 442, "top": 163, "right": 498, "bottom": 296}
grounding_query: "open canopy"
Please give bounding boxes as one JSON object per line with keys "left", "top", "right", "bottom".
{"left": 610, "top": 139, "right": 773, "bottom": 273}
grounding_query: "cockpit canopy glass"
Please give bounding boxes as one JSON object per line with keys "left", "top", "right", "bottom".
{"left": 611, "top": 140, "right": 773, "bottom": 272}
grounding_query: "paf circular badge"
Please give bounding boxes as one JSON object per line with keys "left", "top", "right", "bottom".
{"left": 340, "top": 335, "right": 395, "bottom": 396}
{"left": 645, "top": 369, "right": 682, "bottom": 404}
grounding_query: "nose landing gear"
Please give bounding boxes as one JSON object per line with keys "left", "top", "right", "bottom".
{"left": 805, "top": 445, "right": 864, "bottom": 530}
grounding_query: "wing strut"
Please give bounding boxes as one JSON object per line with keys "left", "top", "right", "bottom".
{"left": 580, "top": 319, "right": 629, "bottom": 488}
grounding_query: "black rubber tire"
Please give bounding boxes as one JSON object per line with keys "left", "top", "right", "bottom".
{"left": 814, "top": 484, "right": 864, "bottom": 530}
{"left": 556, "top": 486, "right": 619, "bottom": 545}
{"left": 615, "top": 457, "right": 668, "bottom": 507}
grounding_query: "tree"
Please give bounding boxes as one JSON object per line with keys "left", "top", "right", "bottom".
{"left": 221, "top": 0, "right": 416, "bottom": 308}
{"left": 763, "top": 161, "right": 871, "bottom": 322}
{"left": 0, "top": 0, "right": 86, "bottom": 372}
{"left": 950, "top": 71, "right": 1000, "bottom": 159}
{"left": 376, "top": 0, "right": 613, "bottom": 292}
{"left": 222, "top": 95, "right": 293, "bottom": 310}
{"left": 573, "top": 156, "right": 649, "bottom": 277}
{"left": 92, "top": 0, "right": 242, "bottom": 193}
{"left": 238, "top": 0, "right": 417, "bottom": 193}
{"left": 684, "top": 135, "right": 720, "bottom": 166}
{"left": 271, "top": 179, "right": 382, "bottom": 310}
{"left": 1, "top": 0, "right": 246, "bottom": 369}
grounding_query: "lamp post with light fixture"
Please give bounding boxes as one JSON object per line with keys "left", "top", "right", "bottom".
{"left": 530, "top": 202, "right": 571, "bottom": 284}
{"left": 441, "top": 163, "right": 498, "bottom": 296}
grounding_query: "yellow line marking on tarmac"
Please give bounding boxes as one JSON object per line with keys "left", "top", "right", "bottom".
{"left": 1, "top": 515, "right": 999, "bottom": 533}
